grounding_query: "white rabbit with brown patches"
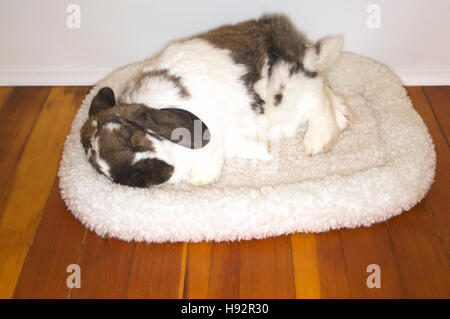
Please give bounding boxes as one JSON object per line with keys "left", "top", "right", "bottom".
{"left": 81, "top": 14, "right": 351, "bottom": 187}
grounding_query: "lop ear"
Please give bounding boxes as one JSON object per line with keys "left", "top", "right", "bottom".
{"left": 132, "top": 107, "right": 210, "bottom": 149}
{"left": 89, "top": 87, "right": 116, "bottom": 116}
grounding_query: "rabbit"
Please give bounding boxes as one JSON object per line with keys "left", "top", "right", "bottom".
{"left": 80, "top": 14, "right": 352, "bottom": 188}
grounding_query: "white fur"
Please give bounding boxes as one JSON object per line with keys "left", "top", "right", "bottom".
{"left": 91, "top": 135, "right": 112, "bottom": 179}
{"left": 119, "top": 39, "right": 273, "bottom": 184}
{"left": 303, "top": 35, "right": 344, "bottom": 72}
{"left": 117, "top": 38, "right": 350, "bottom": 184}
{"left": 58, "top": 52, "right": 436, "bottom": 242}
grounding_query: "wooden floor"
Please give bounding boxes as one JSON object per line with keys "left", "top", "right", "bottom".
{"left": 0, "top": 86, "right": 448, "bottom": 299}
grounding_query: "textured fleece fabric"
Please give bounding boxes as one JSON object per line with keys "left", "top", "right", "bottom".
{"left": 58, "top": 52, "right": 436, "bottom": 243}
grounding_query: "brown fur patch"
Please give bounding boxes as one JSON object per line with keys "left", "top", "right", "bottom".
{"left": 315, "top": 41, "right": 321, "bottom": 55}
{"left": 132, "top": 69, "right": 191, "bottom": 99}
{"left": 80, "top": 104, "right": 175, "bottom": 187}
{"left": 198, "top": 14, "right": 309, "bottom": 114}
{"left": 80, "top": 115, "right": 98, "bottom": 151}
{"left": 81, "top": 104, "right": 145, "bottom": 152}
{"left": 82, "top": 105, "right": 157, "bottom": 161}
{"left": 80, "top": 101, "right": 210, "bottom": 186}
{"left": 274, "top": 93, "right": 283, "bottom": 106}
{"left": 289, "top": 61, "right": 317, "bottom": 78}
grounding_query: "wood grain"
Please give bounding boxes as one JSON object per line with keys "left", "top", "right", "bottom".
{"left": 0, "top": 87, "right": 13, "bottom": 112}
{"left": 387, "top": 200, "right": 450, "bottom": 298}
{"left": 1, "top": 85, "right": 450, "bottom": 298}
{"left": 290, "top": 233, "right": 321, "bottom": 298}
{"left": 0, "top": 86, "right": 88, "bottom": 298}
{"left": 184, "top": 242, "right": 239, "bottom": 298}
{"left": 239, "top": 236, "right": 295, "bottom": 298}
{"left": 423, "top": 86, "right": 450, "bottom": 142}
{"left": 406, "top": 87, "right": 450, "bottom": 250}
{"left": 340, "top": 224, "right": 404, "bottom": 298}
{"left": 315, "top": 230, "right": 351, "bottom": 298}
{"left": 126, "top": 242, "right": 187, "bottom": 298}
{"left": 70, "top": 232, "right": 135, "bottom": 299}
{"left": 13, "top": 178, "right": 86, "bottom": 298}
{"left": 0, "top": 87, "right": 50, "bottom": 197}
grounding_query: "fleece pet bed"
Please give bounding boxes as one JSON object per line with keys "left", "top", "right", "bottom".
{"left": 58, "top": 52, "right": 436, "bottom": 243}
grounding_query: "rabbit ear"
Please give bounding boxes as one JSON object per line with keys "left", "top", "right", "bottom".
{"left": 132, "top": 106, "right": 210, "bottom": 149}
{"left": 89, "top": 87, "right": 116, "bottom": 116}
{"left": 303, "top": 35, "right": 343, "bottom": 72}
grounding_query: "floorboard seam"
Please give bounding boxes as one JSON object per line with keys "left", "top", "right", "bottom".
{"left": 0, "top": 87, "right": 51, "bottom": 201}
{"left": 237, "top": 241, "right": 241, "bottom": 299}
{"left": 0, "top": 87, "right": 15, "bottom": 113}
{"left": 178, "top": 242, "right": 188, "bottom": 299}
{"left": 288, "top": 236, "right": 297, "bottom": 299}
{"left": 337, "top": 231, "right": 352, "bottom": 298}
{"left": 12, "top": 197, "right": 51, "bottom": 298}
{"left": 123, "top": 242, "right": 136, "bottom": 298}
{"left": 207, "top": 244, "right": 215, "bottom": 298}
{"left": 385, "top": 221, "right": 408, "bottom": 297}
{"left": 426, "top": 199, "right": 450, "bottom": 263}
{"left": 422, "top": 87, "right": 450, "bottom": 147}
{"left": 67, "top": 229, "right": 87, "bottom": 299}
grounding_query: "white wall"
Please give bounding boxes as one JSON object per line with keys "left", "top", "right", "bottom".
{"left": 0, "top": 0, "right": 449, "bottom": 85}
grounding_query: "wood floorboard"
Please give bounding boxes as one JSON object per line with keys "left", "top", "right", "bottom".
{"left": 13, "top": 178, "right": 86, "bottom": 298}
{"left": 2, "top": 85, "right": 449, "bottom": 298}
{"left": 126, "top": 242, "right": 187, "bottom": 298}
{"left": 290, "top": 233, "right": 322, "bottom": 298}
{"left": 183, "top": 242, "right": 239, "bottom": 298}
{"left": 314, "top": 231, "right": 351, "bottom": 298}
{"left": 0, "top": 87, "right": 50, "bottom": 198}
{"left": 339, "top": 223, "right": 405, "bottom": 298}
{"left": 423, "top": 86, "right": 450, "bottom": 144}
{"left": 405, "top": 87, "right": 450, "bottom": 251}
{"left": 0, "top": 86, "right": 88, "bottom": 298}
{"left": 0, "top": 87, "right": 14, "bottom": 112}
{"left": 387, "top": 200, "right": 450, "bottom": 298}
{"left": 69, "top": 232, "right": 135, "bottom": 299}
{"left": 239, "top": 236, "right": 295, "bottom": 298}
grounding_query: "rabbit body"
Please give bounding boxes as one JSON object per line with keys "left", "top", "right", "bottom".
{"left": 81, "top": 14, "right": 351, "bottom": 187}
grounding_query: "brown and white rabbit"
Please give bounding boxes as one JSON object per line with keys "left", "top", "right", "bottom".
{"left": 81, "top": 14, "right": 352, "bottom": 187}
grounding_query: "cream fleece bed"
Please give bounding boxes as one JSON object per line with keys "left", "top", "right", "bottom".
{"left": 58, "top": 52, "right": 436, "bottom": 243}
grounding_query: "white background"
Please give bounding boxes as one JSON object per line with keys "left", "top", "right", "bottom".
{"left": 1, "top": 0, "right": 449, "bottom": 85}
